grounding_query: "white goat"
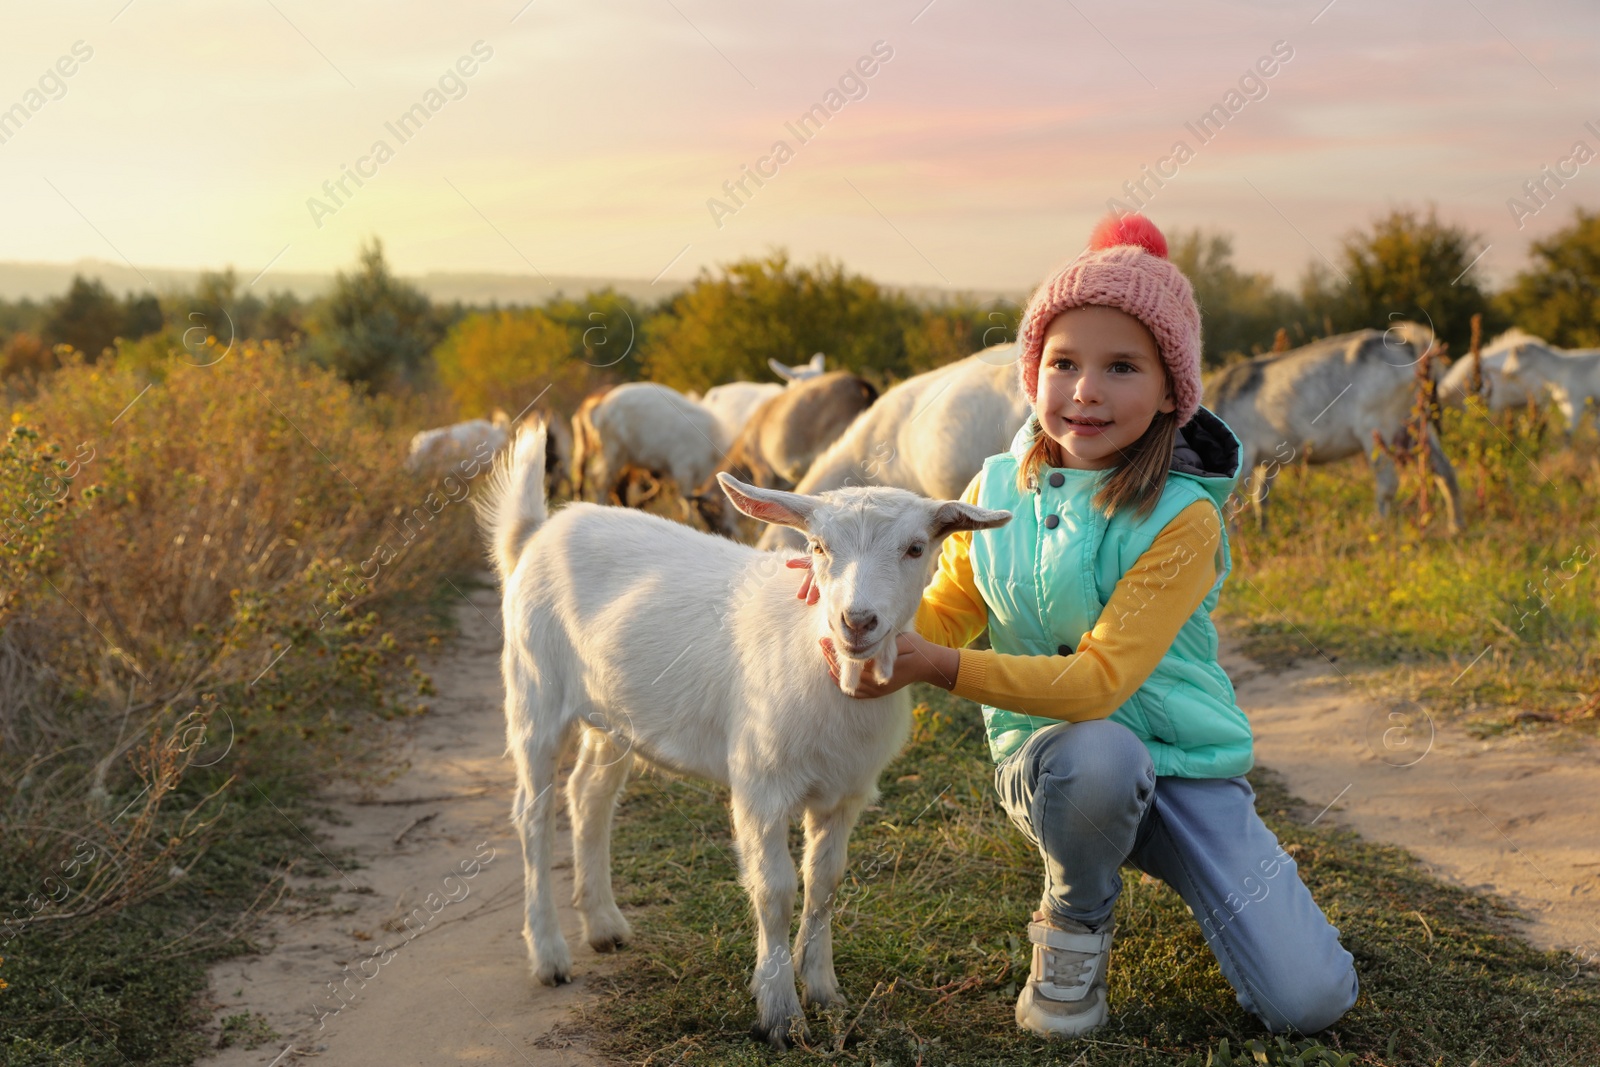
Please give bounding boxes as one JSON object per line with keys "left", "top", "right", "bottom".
{"left": 1204, "top": 323, "right": 1462, "bottom": 534}
{"left": 756, "top": 345, "right": 1029, "bottom": 551}
{"left": 474, "top": 420, "right": 1009, "bottom": 1047}
{"left": 1501, "top": 339, "right": 1600, "bottom": 439}
{"left": 572, "top": 382, "right": 729, "bottom": 514}
{"left": 697, "top": 381, "right": 783, "bottom": 443}
{"left": 1437, "top": 328, "right": 1545, "bottom": 412}
{"left": 696, "top": 354, "right": 830, "bottom": 442}
{"left": 405, "top": 411, "right": 510, "bottom": 475}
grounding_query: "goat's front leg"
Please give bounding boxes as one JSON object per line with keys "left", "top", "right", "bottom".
{"left": 1366, "top": 435, "right": 1400, "bottom": 520}
{"left": 794, "top": 795, "right": 868, "bottom": 1009}
{"left": 1250, "top": 462, "right": 1280, "bottom": 532}
{"left": 731, "top": 796, "right": 805, "bottom": 1049}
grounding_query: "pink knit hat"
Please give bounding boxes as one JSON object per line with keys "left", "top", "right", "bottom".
{"left": 1016, "top": 212, "right": 1204, "bottom": 428}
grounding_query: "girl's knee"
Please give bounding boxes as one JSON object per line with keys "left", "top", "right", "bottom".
{"left": 1258, "top": 963, "right": 1359, "bottom": 1035}
{"left": 1030, "top": 721, "right": 1154, "bottom": 827}
{"left": 1034, "top": 719, "right": 1153, "bottom": 787}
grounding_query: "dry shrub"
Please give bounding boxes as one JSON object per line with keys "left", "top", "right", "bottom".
{"left": 0, "top": 339, "right": 485, "bottom": 938}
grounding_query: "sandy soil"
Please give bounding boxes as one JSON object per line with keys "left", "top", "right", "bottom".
{"left": 197, "top": 578, "right": 613, "bottom": 1067}
{"left": 1220, "top": 633, "right": 1600, "bottom": 965}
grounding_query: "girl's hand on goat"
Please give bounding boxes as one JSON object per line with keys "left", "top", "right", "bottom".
{"left": 819, "top": 631, "right": 960, "bottom": 698}
{"left": 786, "top": 555, "right": 821, "bottom": 606}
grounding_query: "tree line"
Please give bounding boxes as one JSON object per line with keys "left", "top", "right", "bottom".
{"left": 4, "top": 203, "right": 1598, "bottom": 418}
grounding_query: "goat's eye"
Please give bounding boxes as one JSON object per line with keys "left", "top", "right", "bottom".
{"left": 906, "top": 543, "right": 925, "bottom": 559}
{"left": 810, "top": 542, "right": 826, "bottom": 555}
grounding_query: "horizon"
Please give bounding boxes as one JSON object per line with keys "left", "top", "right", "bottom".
{"left": 0, "top": 253, "right": 1032, "bottom": 307}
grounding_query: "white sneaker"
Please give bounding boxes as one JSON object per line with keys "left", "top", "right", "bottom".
{"left": 1015, "top": 910, "right": 1114, "bottom": 1038}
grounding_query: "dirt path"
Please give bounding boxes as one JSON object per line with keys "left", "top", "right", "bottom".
{"left": 1220, "top": 632, "right": 1600, "bottom": 964}
{"left": 199, "top": 577, "right": 614, "bottom": 1067}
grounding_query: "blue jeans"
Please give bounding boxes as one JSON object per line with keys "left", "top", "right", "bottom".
{"left": 993, "top": 718, "right": 1360, "bottom": 1034}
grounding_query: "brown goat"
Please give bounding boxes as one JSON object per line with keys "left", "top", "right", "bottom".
{"left": 689, "top": 370, "right": 878, "bottom": 538}
{"left": 568, "top": 386, "right": 612, "bottom": 501}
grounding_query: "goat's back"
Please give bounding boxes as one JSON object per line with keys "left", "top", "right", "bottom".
{"left": 592, "top": 383, "right": 727, "bottom": 480}
{"left": 745, "top": 371, "right": 879, "bottom": 484}
{"left": 507, "top": 502, "right": 910, "bottom": 806}
{"left": 757, "top": 348, "right": 1025, "bottom": 550}
{"left": 1204, "top": 330, "right": 1426, "bottom": 464}
{"left": 1438, "top": 349, "right": 1529, "bottom": 410}
{"left": 702, "top": 381, "right": 784, "bottom": 441}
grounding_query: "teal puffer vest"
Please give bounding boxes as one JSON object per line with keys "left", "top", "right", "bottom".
{"left": 970, "top": 407, "right": 1254, "bottom": 778}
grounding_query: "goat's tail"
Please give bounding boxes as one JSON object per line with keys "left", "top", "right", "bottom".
{"left": 473, "top": 419, "right": 549, "bottom": 585}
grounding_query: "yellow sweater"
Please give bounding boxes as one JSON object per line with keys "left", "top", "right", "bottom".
{"left": 913, "top": 473, "right": 1225, "bottom": 722}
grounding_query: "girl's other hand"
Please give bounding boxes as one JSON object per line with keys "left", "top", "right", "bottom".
{"left": 785, "top": 555, "right": 820, "bottom": 605}
{"left": 818, "top": 632, "right": 962, "bottom": 698}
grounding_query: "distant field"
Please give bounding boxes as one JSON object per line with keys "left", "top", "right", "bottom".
{"left": 1221, "top": 396, "right": 1600, "bottom": 739}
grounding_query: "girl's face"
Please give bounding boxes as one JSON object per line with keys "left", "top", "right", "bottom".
{"left": 1034, "top": 305, "right": 1175, "bottom": 471}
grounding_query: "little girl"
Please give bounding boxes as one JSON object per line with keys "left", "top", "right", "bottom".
{"left": 799, "top": 213, "right": 1359, "bottom": 1039}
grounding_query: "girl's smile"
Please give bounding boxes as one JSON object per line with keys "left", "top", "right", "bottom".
{"left": 1062, "top": 414, "right": 1112, "bottom": 435}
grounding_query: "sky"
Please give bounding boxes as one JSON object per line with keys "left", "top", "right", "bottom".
{"left": 0, "top": 0, "right": 1595, "bottom": 297}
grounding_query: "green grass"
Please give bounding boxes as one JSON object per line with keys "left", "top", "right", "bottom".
{"left": 575, "top": 684, "right": 1600, "bottom": 1066}
{"left": 1219, "top": 397, "right": 1600, "bottom": 738}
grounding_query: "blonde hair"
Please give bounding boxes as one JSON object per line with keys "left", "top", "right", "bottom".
{"left": 1014, "top": 368, "right": 1180, "bottom": 521}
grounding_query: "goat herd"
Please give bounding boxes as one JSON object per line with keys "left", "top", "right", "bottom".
{"left": 411, "top": 323, "right": 1599, "bottom": 549}
{"left": 401, "top": 323, "right": 1596, "bottom": 1047}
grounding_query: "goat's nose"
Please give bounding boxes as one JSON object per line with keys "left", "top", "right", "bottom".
{"left": 841, "top": 609, "right": 879, "bottom": 635}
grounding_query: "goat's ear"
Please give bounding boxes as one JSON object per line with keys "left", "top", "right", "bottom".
{"left": 930, "top": 501, "right": 1011, "bottom": 540}
{"left": 718, "top": 473, "right": 813, "bottom": 530}
{"left": 768, "top": 356, "right": 796, "bottom": 382}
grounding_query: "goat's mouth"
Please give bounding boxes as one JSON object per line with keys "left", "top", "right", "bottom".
{"left": 834, "top": 635, "right": 881, "bottom": 658}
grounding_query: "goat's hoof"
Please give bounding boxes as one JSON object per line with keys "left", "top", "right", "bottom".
{"left": 749, "top": 1017, "right": 807, "bottom": 1051}
{"left": 582, "top": 908, "right": 632, "bottom": 953}
{"left": 802, "top": 986, "right": 846, "bottom": 1010}
{"left": 532, "top": 960, "right": 572, "bottom": 986}
{"left": 588, "top": 933, "right": 628, "bottom": 953}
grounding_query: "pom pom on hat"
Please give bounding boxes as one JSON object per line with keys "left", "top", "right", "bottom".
{"left": 1088, "top": 212, "right": 1169, "bottom": 258}
{"left": 1015, "top": 212, "right": 1204, "bottom": 428}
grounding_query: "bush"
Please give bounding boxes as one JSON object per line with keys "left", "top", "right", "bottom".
{"left": 432, "top": 307, "right": 593, "bottom": 419}
{"left": 1495, "top": 205, "right": 1600, "bottom": 348}
{"left": 640, "top": 250, "right": 922, "bottom": 393}
{"left": 0, "top": 339, "right": 486, "bottom": 1062}
{"left": 1297, "top": 204, "right": 1498, "bottom": 357}
{"left": 304, "top": 238, "right": 442, "bottom": 389}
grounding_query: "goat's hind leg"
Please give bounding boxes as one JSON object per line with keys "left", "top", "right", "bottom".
{"left": 731, "top": 794, "right": 806, "bottom": 1049}
{"left": 567, "top": 723, "right": 634, "bottom": 953}
{"left": 794, "top": 795, "right": 868, "bottom": 1010}
{"left": 509, "top": 684, "right": 575, "bottom": 985}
